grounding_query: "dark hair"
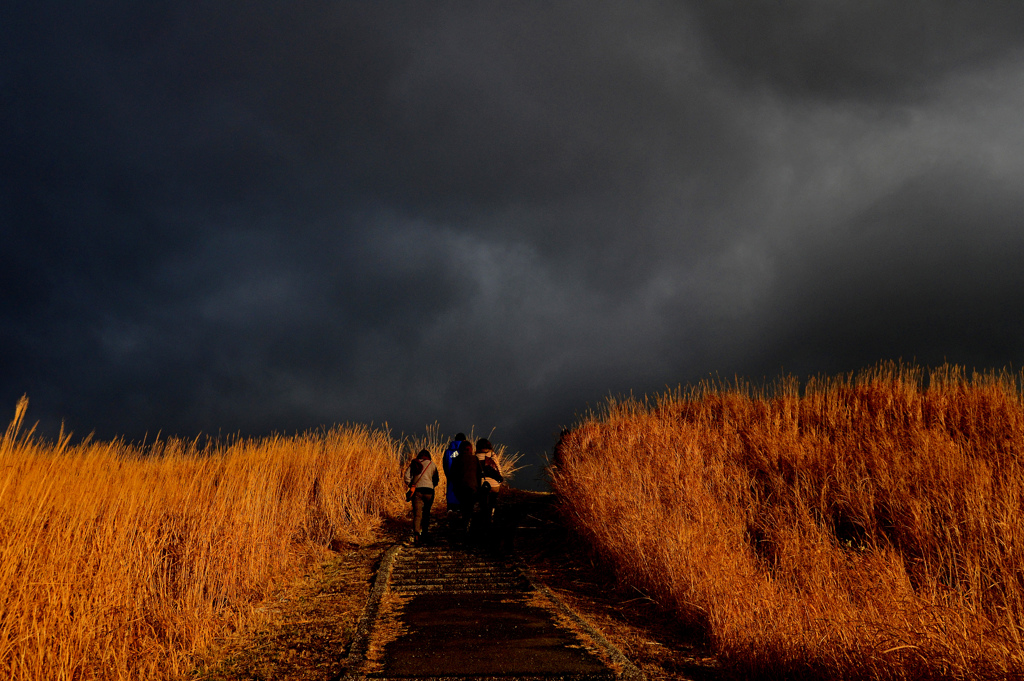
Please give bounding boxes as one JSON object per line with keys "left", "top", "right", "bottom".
{"left": 416, "top": 448, "right": 431, "bottom": 460}
{"left": 458, "top": 440, "right": 474, "bottom": 454}
{"left": 454, "top": 432, "right": 467, "bottom": 441}
{"left": 475, "top": 438, "right": 492, "bottom": 453}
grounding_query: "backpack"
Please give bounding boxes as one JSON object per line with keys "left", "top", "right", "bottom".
{"left": 480, "top": 454, "right": 503, "bottom": 491}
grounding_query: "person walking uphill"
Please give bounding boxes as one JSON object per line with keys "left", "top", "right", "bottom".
{"left": 450, "top": 440, "right": 479, "bottom": 541}
{"left": 441, "top": 432, "right": 466, "bottom": 514}
{"left": 404, "top": 449, "right": 439, "bottom": 546}
{"left": 474, "top": 438, "right": 503, "bottom": 540}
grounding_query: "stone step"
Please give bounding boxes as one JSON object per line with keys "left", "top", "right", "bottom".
{"left": 392, "top": 571, "right": 526, "bottom": 581}
{"left": 391, "top": 570, "right": 525, "bottom": 579}
{"left": 392, "top": 559, "right": 511, "bottom": 569}
{"left": 394, "top": 555, "right": 506, "bottom": 562}
{"left": 390, "top": 581, "right": 530, "bottom": 592}
{"left": 391, "top": 560, "right": 520, "bottom": 573}
{"left": 369, "top": 674, "right": 615, "bottom": 680}
{"left": 389, "top": 547, "right": 533, "bottom": 596}
{"left": 385, "top": 581, "right": 528, "bottom": 593}
{"left": 393, "top": 568, "right": 518, "bottom": 574}
{"left": 390, "top": 576, "right": 527, "bottom": 585}
{"left": 390, "top": 572, "right": 529, "bottom": 583}
{"left": 389, "top": 561, "right": 516, "bottom": 565}
{"left": 392, "top": 559, "right": 515, "bottom": 567}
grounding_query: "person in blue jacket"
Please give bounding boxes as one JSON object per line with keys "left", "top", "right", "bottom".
{"left": 441, "top": 432, "right": 466, "bottom": 512}
{"left": 451, "top": 439, "right": 479, "bottom": 541}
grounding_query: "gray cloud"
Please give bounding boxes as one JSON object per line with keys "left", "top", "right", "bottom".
{"left": 689, "top": 0, "right": 1024, "bottom": 101}
{"left": 4, "top": 1, "right": 1024, "bottom": 486}
{"left": 750, "top": 167, "right": 1024, "bottom": 377}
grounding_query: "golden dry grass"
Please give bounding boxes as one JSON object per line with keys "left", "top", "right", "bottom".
{"left": 551, "top": 363, "right": 1024, "bottom": 680}
{"left": 0, "top": 397, "right": 406, "bottom": 680}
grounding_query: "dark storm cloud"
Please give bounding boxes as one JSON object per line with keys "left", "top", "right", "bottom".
{"left": 690, "top": 0, "right": 1024, "bottom": 100}
{"left": 749, "top": 168, "right": 1024, "bottom": 377}
{"left": 4, "top": 1, "right": 1024, "bottom": 486}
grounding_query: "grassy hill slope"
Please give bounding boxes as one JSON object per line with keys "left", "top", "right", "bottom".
{"left": 551, "top": 364, "right": 1024, "bottom": 680}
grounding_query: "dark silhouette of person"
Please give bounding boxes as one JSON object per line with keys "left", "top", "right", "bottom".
{"left": 441, "top": 432, "right": 467, "bottom": 514}
{"left": 474, "top": 438, "right": 503, "bottom": 542}
{"left": 450, "top": 439, "right": 479, "bottom": 541}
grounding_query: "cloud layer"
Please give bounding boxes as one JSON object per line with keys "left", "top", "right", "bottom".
{"left": 4, "top": 2, "right": 1024, "bottom": 485}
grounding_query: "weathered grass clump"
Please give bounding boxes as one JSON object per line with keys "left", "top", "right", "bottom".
{"left": 0, "top": 397, "right": 405, "bottom": 680}
{"left": 551, "top": 363, "right": 1024, "bottom": 680}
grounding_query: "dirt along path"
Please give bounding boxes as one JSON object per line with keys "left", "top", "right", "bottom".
{"left": 190, "top": 490, "right": 721, "bottom": 681}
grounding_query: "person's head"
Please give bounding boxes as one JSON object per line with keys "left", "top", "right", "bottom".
{"left": 416, "top": 448, "right": 431, "bottom": 461}
{"left": 475, "top": 438, "right": 492, "bottom": 453}
{"left": 454, "top": 432, "right": 467, "bottom": 442}
{"left": 458, "top": 440, "right": 473, "bottom": 455}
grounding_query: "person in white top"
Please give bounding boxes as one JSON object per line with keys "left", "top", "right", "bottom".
{"left": 404, "top": 449, "right": 440, "bottom": 546}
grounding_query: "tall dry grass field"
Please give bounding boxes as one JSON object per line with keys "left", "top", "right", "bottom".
{"left": 0, "top": 397, "right": 405, "bottom": 680}
{"left": 551, "top": 364, "right": 1024, "bottom": 680}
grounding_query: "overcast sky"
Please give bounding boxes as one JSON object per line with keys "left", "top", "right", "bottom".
{"left": 4, "top": 2, "right": 1024, "bottom": 486}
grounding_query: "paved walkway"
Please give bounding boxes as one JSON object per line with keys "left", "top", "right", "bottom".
{"left": 344, "top": 513, "right": 643, "bottom": 681}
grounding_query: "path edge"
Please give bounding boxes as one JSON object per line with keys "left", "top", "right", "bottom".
{"left": 520, "top": 566, "right": 646, "bottom": 681}
{"left": 342, "top": 542, "right": 403, "bottom": 679}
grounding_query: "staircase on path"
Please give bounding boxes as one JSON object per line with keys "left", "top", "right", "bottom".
{"left": 345, "top": 506, "right": 643, "bottom": 681}
{"left": 388, "top": 545, "right": 532, "bottom": 596}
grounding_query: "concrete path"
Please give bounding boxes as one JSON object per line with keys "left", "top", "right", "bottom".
{"left": 344, "top": 514, "right": 643, "bottom": 681}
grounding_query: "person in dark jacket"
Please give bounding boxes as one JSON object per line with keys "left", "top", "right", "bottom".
{"left": 441, "top": 432, "right": 466, "bottom": 513}
{"left": 451, "top": 439, "right": 479, "bottom": 540}
{"left": 474, "top": 438, "right": 503, "bottom": 541}
{"left": 404, "top": 449, "right": 440, "bottom": 546}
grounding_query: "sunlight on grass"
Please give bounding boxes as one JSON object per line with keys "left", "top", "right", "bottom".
{"left": 551, "top": 363, "right": 1024, "bottom": 680}
{"left": 0, "top": 397, "right": 405, "bottom": 680}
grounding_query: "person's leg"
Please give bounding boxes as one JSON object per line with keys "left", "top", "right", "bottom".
{"left": 460, "top": 496, "right": 474, "bottom": 539}
{"left": 480, "top": 488, "right": 494, "bottom": 531}
{"left": 445, "top": 502, "right": 460, "bottom": 541}
{"left": 468, "top": 489, "right": 486, "bottom": 544}
{"left": 421, "top": 490, "right": 434, "bottom": 540}
{"left": 411, "top": 490, "right": 425, "bottom": 535}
